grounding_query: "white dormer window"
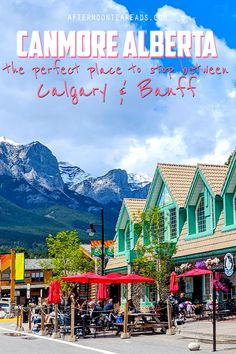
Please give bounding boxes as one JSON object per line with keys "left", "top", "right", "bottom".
{"left": 157, "top": 184, "right": 177, "bottom": 241}
{"left": 170, "top": 208, "right": 177, "bottom": 239}
{"left": 196, "top": 196, "right": 206, "bottom": 233}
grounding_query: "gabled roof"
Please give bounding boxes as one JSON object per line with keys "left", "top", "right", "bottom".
{"left": 124, "top": 198, "right": 146, "bottom": 222}
{"left": 115, "top": 198, "right": 146, "bottom": 233}
{"left": 185, "top": 164, "right": 228, "bottom": 206}
{"left": 221, "top": 154, "right": 236, "bottom": 195}
{"left": 158, "top": 164, "right": 196, "bottom": 207}
{"left": 146, "top": 163, "right": 196, "bottom": 209}
{"left": 198, "top": 164, "right": 228, "bottom": 195}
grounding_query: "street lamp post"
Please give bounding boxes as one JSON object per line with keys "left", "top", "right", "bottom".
{"left": 212, "top": 270, "right": 216, "bottom": 352}
{"left": 87, "top": 208, "right": 105, "bottom": 275}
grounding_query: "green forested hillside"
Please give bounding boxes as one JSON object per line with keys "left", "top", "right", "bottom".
{"left": 0, "top": 196, "right": 114, "bottom": 247}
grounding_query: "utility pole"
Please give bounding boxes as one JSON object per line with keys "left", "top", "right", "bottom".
{"left": 87, "top": 208, "right": 105, "bottom": 275}
{"left": 212, "top": 270, "right": 216, "bottom": 352}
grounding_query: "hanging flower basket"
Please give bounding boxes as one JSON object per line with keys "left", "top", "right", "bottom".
{"left": 205, "top": 257, "right": 220, "bottom": 269}
{"left": 195, "top": 260, "right": 207, "bottom": 270}
{"left": 179, "top": 263, "right": 193, "bottom": 272}
{"left": 195, "top": 258, "right": 220, "bottom": 270}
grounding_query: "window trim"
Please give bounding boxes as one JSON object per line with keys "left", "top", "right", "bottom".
{"left": 196, "top": 194, "right": 206, "bottom": 234}
{"left": 140, "top": 284, "right": 158, "bottom": 305}
{"left": 125, "top": 223, "right": 130, "bottom": 251}
{"left": 159, "top": 206, "right": 178, "bottom": 242}
{"left": 222, "top": 189, "right": 236, "bottom": 231}
{"left": 31, "top": 271, "right": 44, "bottom": 283}
{"left": 186, "top": 189, "right": 215, "bottom": 240}
{"left": 169, "top": 207, "right": 177, "bottom": 240}
{"left": 117, "top": 222, "right": 131, "bottom": 255}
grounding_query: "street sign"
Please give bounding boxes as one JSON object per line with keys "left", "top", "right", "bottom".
{"left": 26, "top": 283, "right": 31, "bottom": 298}
{"left": 224, "top": 253, "right": 234, "bottom": 277}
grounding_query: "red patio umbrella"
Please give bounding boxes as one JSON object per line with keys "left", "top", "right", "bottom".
{"left": 169, "top": 271, "right": 179, "bottom": 294}
{"left": 177, "top": 268, "right": 211, "bottom": 277}
{"left": 47, "top": 280, "right": 61, "bottom": 304}
{"left": 104, "top": 273, "right": 156, "bottom": 284}
{"left": 104, "top": 272, "right": 123, "bottom": 279}
{"left": 61, "top": 272, "right": 106, "bottom": 284}
{"left": 62, "top": 272, "right": 109, "bottom": 305}
{"left": 97, "top": 283, "right": 109, "bottom": 301}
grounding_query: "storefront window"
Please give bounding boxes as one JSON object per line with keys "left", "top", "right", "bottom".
{"left": 140, "top": 284, "right": 146, "bottom": 302}
{"left": 31, "top": 272, "right": 44, "bottom": 282}
{"left": 203, "top": 274, "right": 211, "bottom": 302}
{"left": 147, "top": 284, "right": 157, "bottom": 303}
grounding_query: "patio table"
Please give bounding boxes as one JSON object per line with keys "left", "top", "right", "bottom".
{"left": 115, "top": 312, "right": 169, "bottom": 335}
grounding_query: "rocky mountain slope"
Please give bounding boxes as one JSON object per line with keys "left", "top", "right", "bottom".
{"left": 0, "top": 137, "right": 151, "bottom": 248}
{"left": 59, "top": 162, "right": 151, "bottom": 204}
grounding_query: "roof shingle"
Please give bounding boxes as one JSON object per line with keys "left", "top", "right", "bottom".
{"left": 198, "top": 164, "right": 228, "bottom": 195}
{"left": 124, "top": 198, "right": 146, "bottom": 223}
{"left": 158, "top": 163, "right": 196, "bottom": 207}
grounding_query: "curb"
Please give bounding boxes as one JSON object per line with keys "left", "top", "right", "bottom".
{"left": 178, "top": 330, "right": 236, "bottom": 344}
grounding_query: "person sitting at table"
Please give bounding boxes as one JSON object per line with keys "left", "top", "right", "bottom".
{"left": 81, "top": 300, "right": 89, "bottom": 312}
{"left": 95, "top": 300, "right": 103, "bottom": 312}
{"left": 32, "top": 307, "right": 41, "bottom": 332}
{"left": 89, "top": 301, "right": 103, "bottom": 318}
{"left": 128, "top": 299, "right": 137, "bottom": 313}
{"left": 103, "top": 298, "right": 114, "bottom": 311}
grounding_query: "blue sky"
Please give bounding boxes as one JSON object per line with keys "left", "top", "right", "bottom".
{"left": 119, "top": 0, "right": 236, "bottom": 48}
{"left": 0, "top": 0, "right": 236, "bottom": 177}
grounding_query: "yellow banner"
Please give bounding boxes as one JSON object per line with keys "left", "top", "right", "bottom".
{"left": 15, "top": 253, "right": 24, "bottom": 281}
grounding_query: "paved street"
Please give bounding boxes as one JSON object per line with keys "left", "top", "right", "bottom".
{"left": 1, "top": 320, "right": 236, "bottom": 354}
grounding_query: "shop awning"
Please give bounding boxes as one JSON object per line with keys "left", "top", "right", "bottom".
{"left": 177, "top": 268, "right": 212, "bottom": 277}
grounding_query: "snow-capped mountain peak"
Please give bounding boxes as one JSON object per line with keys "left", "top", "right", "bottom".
{"left": 0, "top": 139, "right": 64, "bottom": 192}
{"left": 59, "top": 161, "right": 91, "bottom": 188}
{"left": 128, "top": 173, "right": 152, "bottom": 191}
{"left": 0, "top": 136, "right": 21, "bottom": 146}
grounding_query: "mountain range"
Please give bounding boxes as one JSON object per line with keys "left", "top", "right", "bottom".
{"left": 0, "top": 137, "right": 151, "bottom": 248}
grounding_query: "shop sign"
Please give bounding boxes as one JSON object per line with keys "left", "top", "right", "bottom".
{"left": 224, "top": 253, "right": 234, "bottom": 277}
{"left": 26, "top": 283, "right": 31, "bottom": 299}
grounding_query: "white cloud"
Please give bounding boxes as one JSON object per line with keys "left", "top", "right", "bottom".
{"left": 119, "top": 130, "right": 188, "bottom": 174}
{"left": 0, "top": 2, "right": 235, "bottom": 176}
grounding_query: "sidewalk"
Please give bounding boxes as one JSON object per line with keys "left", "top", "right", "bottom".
{"left": 176, "top": 318, "right": 236, "bottom": 343}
